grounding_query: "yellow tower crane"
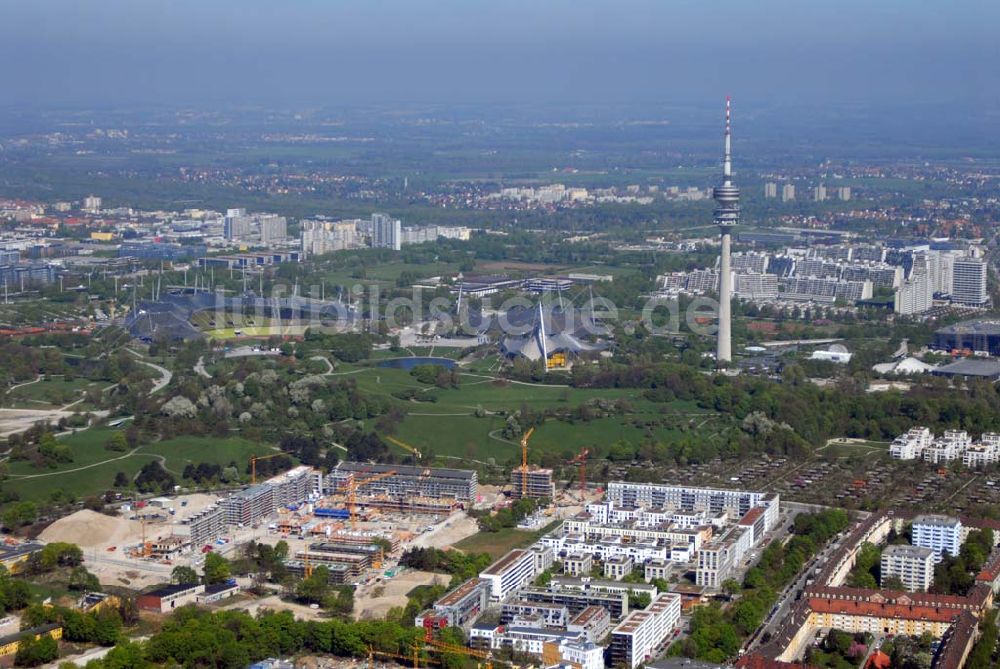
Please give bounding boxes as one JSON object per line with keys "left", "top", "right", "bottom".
{"left": 249, "top": 452, "right": 285, "bottom": 484}
{"left": 367, "top": 645, "right": 420, "bottom": 669}
{"left": 425, "top": 633, "right": 504, "bottom": 669}
{"left": 385, "top": 435, "right": 422, "bottom": 459}
{"left": 347, "top": 470, "right": 397, "bottom": 529}
{"left": 519, "top": 426, "right": 535, "bottom": 499}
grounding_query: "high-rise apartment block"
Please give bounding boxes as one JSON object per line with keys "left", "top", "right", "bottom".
{"left": 301, "top": 219, "right": 359, "bottom": 256}
{"left": 951, "top": 257, "right": 988, "bottom": 306}
{"left": 912, "top": 515, "right": 962, "bottom": 562}
{"left": 764, "top": 182, "right": 778, "bottom": 198}
{"left": 372, "top": 213, "right": 401, "bottom": 250}
{"left": 895, "top": 265, "right": 932, "bottom": 315}
{"left": 258, "top": 214, "right": 288, "bottom": 244}
{"left": 881, "top": 545, "right": 935, "bottom": 592}
{"left": 813, "top": 184, "right": 827, "bottom": 202}
{"left": 781, "top": 184, "right": 795, "bottom": 202}
{"left": 224, "top": 209, "right": 253, "bottom": 240}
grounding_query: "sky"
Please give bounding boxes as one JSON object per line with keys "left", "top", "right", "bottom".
{"left": 2, "top": 0, "right": 998, "bottom": 114}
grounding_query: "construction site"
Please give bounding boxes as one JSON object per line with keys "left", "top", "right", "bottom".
{"left": 37, "top": 460, "right": 491, "bottom": 592}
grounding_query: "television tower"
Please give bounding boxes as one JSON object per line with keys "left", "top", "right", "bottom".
{"left": 713, "top": 97, "right": 739, "bottom": 364}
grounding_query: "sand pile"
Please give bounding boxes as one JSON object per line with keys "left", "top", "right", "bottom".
{"left": 40, "top": 510, "right": 144, "bottom": 549}
{"left": 409, "top": 513, "right": 479, "bottom": 550}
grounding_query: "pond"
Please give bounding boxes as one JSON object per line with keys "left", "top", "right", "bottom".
{"left": 375, "top": 356, "right": 457, "bottom": 370}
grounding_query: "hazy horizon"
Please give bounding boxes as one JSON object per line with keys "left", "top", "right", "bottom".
{"left": 3, "top": 0, "right": 997, "bottom": 115}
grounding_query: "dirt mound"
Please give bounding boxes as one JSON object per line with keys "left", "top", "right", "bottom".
{"left": 39, "top": 510, "right": 143, "bottom": 549}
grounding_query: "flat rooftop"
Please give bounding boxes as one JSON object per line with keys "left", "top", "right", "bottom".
{"left": 936, "top": 319, "right": 1000, "bottom": 336}
{"left": 481, "top": 549, "right": 529, "bottom": 576}
{"left": 335, "top": 461, "right": 475, "bottom": 481}
{"left": 914, "top": 514, "right": 962, "bottom": 527}
{"left": 882, "top": 544, "right": 935, "bottom": 559}
{"left": 437, "top": 579, "right": 485, "bottom": 607}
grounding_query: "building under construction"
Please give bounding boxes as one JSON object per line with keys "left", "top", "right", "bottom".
{"left": 222, "top": 466, "right": 321, "bottom": 527}
{"left": 222, "top": 484, "right": 274, "bottom": 526}
{"left": 179, "top": 506, "right": 225, "bottom": 546}
{"left": 322, "top": 494, "right": 457, "bottom": 517}
{"left": 326, "top": 462, "right": 478, "bottom": 502}
{"left": 285, "top": 561, "right": 354, "bottom": 584}
{"left": 305, "top": 531, "right": 400, "bottom": 554}
{"left": 511, "top": 467, "right": 555, "bottom": 500}
{"left": 291, "top": 542, "right": 381, "bottom": 584}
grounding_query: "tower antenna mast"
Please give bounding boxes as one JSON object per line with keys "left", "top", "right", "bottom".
{"left": 713, "top": 96, "right": 740, "bottom": 365}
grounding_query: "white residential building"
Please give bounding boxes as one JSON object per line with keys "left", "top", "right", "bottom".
{"left": 539, "top": 532, "right": 673, "bottom": 565}
{"left": 912, "top": 515, "right": 963, "bottom": 561}
{"left": 560, "top": 641, "right": 605, "bottom": 669}
{"left": 890, "top": 427, "right": 934, "bottom": 460}
{"left": 695, "top": 526, "right": 753, "bottom": 588}
{"left": 258, "top": 214, "right": 287, "bottom": 243}
{"left": 952, "top": 257, "right": 988, "bottom": 306}
{"left": 604, "top": 555, "right": 634, "bottom": 581}
{"left": 734, "top": 273, "right": 779, "bottom": 300}
{"left": 372, "top": 213, "right": 401, "bottom": 251}
{"left": 563, "top": 553, "right": 593, "bottom": 577}
{"left": 963, "top": 441, "right": 1000, "bottom": 468}
{"left": 895, "top": 267, "right": 932, "bottom": 315}
{"left": 480, "top": 549, "right": 538, "bottom": 602}
{"left": 606, "top": 483, "right": 778, "bottom": 524}
{"left": 922, "top": 430, "right": 972, "bottom": 464}
{"left": 644, "top": 558, "right": 671, "bottom": 582}
{"left": 881, "top": 544, "right": 936, "bottom": 592}
{"left": 609, "top": 593, "right": 682, "bottom": 669}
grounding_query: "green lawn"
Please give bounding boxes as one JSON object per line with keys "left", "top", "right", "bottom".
{"left": 5, "top": 377, "right": 101, "bottom": 408}
{"left": 349, "top": 360, "right": 723, "bottom": 465}
{"left": 392, "top": 410, "right": 720, "bottom": 467}
{"left": 818, "top": 439, "right": 891, "bottom": 459}
{"left": 147, "top": 435, "right": 268, "bottom": 474}
{"left": 352, "top": 366, "right": 644, "bottom": 413}
{"left": 452, "top": 521, "right": 561, "bottom": 558}
{"left": 392, "top": 414, "right": 511, "bottom": 463}
{"left": 3, "top": 429, "right": 270, "bottom": 502}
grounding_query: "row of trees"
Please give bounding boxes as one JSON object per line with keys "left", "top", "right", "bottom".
{"left": 73, "top": 606, "right": 465, "bottom": 669}
{"left": 965, "top": 609, "right": 999, "bottom": 669}
{"left": 672, "top": 510, "right": 851, "bottom": 663}
{"left": 399, "top": 548, "right": 493, "bottom": 588}
{"left": 564, "top": 354, "right": 1000, "bottom": 454}
{"left": 932, "top": 528, "right": 994, "bottom": 596}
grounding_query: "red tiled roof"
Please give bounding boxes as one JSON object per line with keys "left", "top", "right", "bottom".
{"left": 975, "top": 547, "right": 1000, "bottom": 583}
{"left": 739, "top": 507, "right": 765, "bottom": 525}
{"left": 866, "top": 650, "right": 890, "bottom": 669}
{"left": 735, "top": 655, "right": 818, "bottom": 669}
{"left": 804, "top": 585, "right": 986, "bottom": 610}
{"left": 808, "top": 597, "right": 961, "bottom": 623}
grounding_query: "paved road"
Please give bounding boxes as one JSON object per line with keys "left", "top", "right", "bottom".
{"left": 746, "top": 528, "right": 848, "bottom": 652}
{"left": 128, "top": 353, "right": 172, "bottom": 394}
{"left": 310, "top": 355, "right": 335, "bottom": 374}
{"left": 193, "top": 356, "right": 212, "bottom": 379}
{"left": 7, "top": 375, "right": 43, "bottom": 393}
